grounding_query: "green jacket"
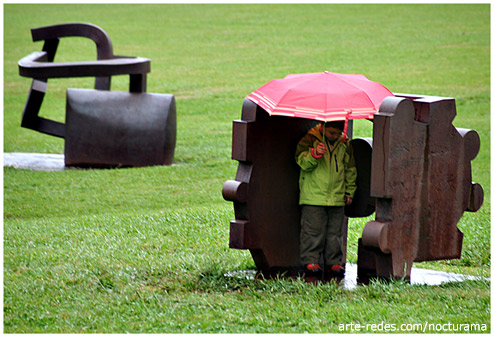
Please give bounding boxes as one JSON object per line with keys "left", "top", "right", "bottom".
{"left": 295, "top": 124, "right": 357, "bottom": 206}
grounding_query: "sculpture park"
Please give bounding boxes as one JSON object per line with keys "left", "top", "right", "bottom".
{"left": 3, "top": 4, "right": 490, "bottom": 334}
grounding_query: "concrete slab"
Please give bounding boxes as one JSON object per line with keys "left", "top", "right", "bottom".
{"left": 225, "top": 263, "right": 487, "bottom": 290}
{"left": 4, "top": 152, "right": 66, "bottom": 171}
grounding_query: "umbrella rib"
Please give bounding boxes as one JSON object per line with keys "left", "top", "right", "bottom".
{"left": 329, "top": 73, "right": 387, "bottom": 110}
{"left": 324, "top": 73, "right": 375, "bottom": 112}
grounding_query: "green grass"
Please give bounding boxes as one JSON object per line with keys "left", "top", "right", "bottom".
{"left": 3, "top": 3, "right": 490, "bottom": 333}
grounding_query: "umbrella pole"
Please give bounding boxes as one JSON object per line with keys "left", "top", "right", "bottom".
{"left": 342, "top": 113, "right": 350, "bottom": 142}
{"left": 323, "top": 123, "right": 326, "bottom": 144}
{"left": 342, "top": 119, "right": 348, "bottom": 142}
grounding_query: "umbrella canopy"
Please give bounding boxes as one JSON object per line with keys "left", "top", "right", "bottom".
{"left": 246, "top": 71, "right": 394, "bottom": 123}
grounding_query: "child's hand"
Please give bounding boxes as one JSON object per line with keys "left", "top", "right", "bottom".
{"left": 345, "top": 197, "right": 353, "bottom": 205}
{"left": 316, "top": 142, "right": 327, "bottom": 156}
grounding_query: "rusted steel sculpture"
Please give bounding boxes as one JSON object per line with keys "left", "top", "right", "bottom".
{"left": 358, "top": 94, "right": 483, "bottom": 281}
{"left": 222, "top": 99, "right": 315, "bottom": 274}
{"left": 223, "top": 94, "right": 483, "bottom": 281}
{"left": 18, "top": 23, "right": 176, "bottom": 167}
{"left": 222, "top": 99, "right": 374, "bottom": 275}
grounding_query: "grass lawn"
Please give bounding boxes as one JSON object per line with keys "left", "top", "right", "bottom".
{"left": 3, "top": 3, "right": 490, "bottom": 333}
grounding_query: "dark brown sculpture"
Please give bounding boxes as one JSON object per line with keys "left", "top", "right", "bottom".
{"left": 222, "top": 99, "right": 372, "bottom": 275}
{"left": 358, "top": 94, "right": 483, "bottom": 281}
{"left": 223, "top": 94, "right": 483, "bottom": 281}
{"left": 18, "top": 23, "right": 176, "bottom": 167}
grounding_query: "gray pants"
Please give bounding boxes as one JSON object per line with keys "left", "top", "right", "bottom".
{"left": 300, "top": 205, "right": 345, "bottom": 266}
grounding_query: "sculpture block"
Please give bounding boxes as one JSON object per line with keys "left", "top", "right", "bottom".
{"left": 65, "top": 89, "right": 176, "bottom": 167}
{"left": 223, "top": 99, "right": 374, "bottom": 275}
{"left": 358, "top": 94, "right": 483, "bottom": 280}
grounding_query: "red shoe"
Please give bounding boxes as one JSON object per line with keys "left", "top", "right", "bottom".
{"left": 327, "top": 264, "right": 345, "bottom": 276}
{"left": 305, "top": 263, "right": 322, "bottom": 274}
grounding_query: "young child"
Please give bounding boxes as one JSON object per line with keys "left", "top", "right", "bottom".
{"left": 295, "top": 121, "right": 357, "bottom": 276}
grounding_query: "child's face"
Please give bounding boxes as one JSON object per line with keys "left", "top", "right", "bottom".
{"left": 325, "top": 126, "right": 342, "bottom": 141}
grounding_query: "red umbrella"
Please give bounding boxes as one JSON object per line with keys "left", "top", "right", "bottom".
{"left": 246, "top": 71, "right": 394, "bottom": 138}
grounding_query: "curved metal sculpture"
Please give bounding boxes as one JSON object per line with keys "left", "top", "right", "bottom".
{"left": 18, "top": 23, "right": 176, "bottom": 167}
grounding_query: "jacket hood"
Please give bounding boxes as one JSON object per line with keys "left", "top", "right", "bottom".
{"left": 308, "top": 123, "right": 347, "bottom": 144}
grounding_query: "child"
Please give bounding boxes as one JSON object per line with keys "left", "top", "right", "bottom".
{"left": 295, "top": 121, "right": 357, "bottom": 276}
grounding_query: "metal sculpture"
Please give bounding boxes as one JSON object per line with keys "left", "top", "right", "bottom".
{"left": 223, "top": 94, "right": 483, "bottom": 281}
{"left": 222, "top": 99, "right": 315, "bottom": 275}
{"left": 18, "top": 23, "right": 176, "bottom": 167}
{"left": 222, "top": 99, "right": 373, "bottom": 275}
{"left": 358, "top": 94, "right": 483, "bottom": 281}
